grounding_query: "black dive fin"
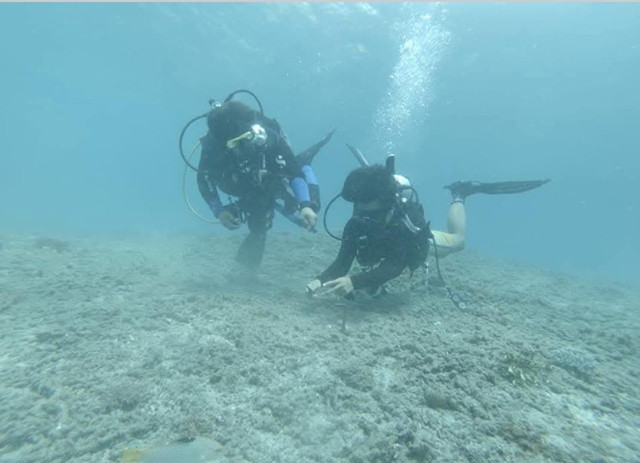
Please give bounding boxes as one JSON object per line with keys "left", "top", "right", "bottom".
{"left": 444, "top": 179, "right": 550, "bottom": 199}
{"left": 476, "top": 179, "right": 550, "bottom": 195}
{"left": 295, "top": 129, "right": 335, "bottom": 166}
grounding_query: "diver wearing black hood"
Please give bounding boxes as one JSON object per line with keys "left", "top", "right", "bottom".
{"left": 197, "top": 99, "right": 322, "bottom": 269}
{"left": 306, "top": 152, "right": 550, "bottom": 298}
{"left": 308, "top": 164, "right": 431, "bottom": 295}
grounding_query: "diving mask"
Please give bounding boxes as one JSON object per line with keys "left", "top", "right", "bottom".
{"left": 394, "top": 174, "right": 413, "bottom": 204}
{"left": 226, "top": 124, "right": 268, "bottom": 149}
{"left": 353, "top": 203, "right": 393, "bottom": 226}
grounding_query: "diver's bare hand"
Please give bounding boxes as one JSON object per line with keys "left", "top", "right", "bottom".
{"left": 300, "top": 207, "right": 317, "bottom": 229}
{"left": 322, "top": 277, "right": 354, "bottom": 296}
{"left": 218, "top": 211, "right": 241, "bottom": 230}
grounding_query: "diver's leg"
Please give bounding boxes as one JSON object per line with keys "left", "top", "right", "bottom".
{"left": 236, "top": 228, "right": 268, "bottom": 269}
{"left": 236, "top": 193, "right": 273, "bottom": 269}
{"left": 447, "top": 200, "right": 466, "bottom": 242}
{"left": 432, "top": 200, "right": 466, "bottom": 259}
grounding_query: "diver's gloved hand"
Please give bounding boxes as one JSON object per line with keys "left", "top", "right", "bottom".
{"left": 305, "top": 279, "right": 322, "bottom": 297}
{"left": 300, "top": 207, "right": 317, "bottom": 229}
{"left": 218, "top": 209, "right": 241, "bottom": 230}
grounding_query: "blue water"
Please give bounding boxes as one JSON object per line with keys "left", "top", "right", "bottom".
{"left": 1, "top": 3, "right": 638, "bottom": 283}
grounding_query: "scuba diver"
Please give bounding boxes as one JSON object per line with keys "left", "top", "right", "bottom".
{"left": 306, "top": 146, "right": 549, "bottom": 298}
{"left": 179, "top": 90, "right": 333, "bottom": 269}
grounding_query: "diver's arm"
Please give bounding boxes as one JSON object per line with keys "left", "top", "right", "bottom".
{"left": 295, "top": 129, "right": 334, "bottom": 211}
{"left": 317, "top": 242, "right": 356, "bottom": 283}
{"left": 197, "top": 139, "right": 223, "bottom": 217}
{"left": 350, "top": 254, "right": 406, "bottom": 291}
{"left": 302, "top": 165, "right": 321, "bottom": 211}
{"left": 283, "top": 144, "right": 316, "bottom": 212}
{"left": 271, "top": 120, "right": 318, "bottom": 212}
{"left": 317, "top": 220, "right": 358, "bottom": 283}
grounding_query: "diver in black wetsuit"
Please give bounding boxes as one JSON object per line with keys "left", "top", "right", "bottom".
{"left": 306, "top": 153, "right": 550, "bottom": 298}
{"left": 196, "top": 97, "right": 331, "bottom": 269}
{"left": 307, "top": 163, "right": 431, "bottom": 296}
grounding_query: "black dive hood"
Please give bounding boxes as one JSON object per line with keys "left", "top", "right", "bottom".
{"left": 322, "top": 146, "right": 400, "bottom": 241}
{"left": 179, "top": 89, "right": 264, "bottom": 172}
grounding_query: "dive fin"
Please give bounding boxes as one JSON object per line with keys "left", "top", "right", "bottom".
{"left": 444, "top": 179, "right": 550, "bottom": 200}
{"left": 295, "top": 128, "right": 335, "bottom": 166}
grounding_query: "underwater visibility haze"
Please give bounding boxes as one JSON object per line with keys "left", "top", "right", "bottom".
{"left": 0, "top": 2, "right": 639, "bottom": 282}
{"left": 0, "top": 3, "right": 639, "bottom": 463}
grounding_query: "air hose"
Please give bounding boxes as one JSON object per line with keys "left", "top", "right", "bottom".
{"left": 182, "top": 140, "right": 218, "bottom": 224}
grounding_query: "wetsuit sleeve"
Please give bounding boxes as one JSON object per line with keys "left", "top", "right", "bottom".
{"left": 271, "top": 121, "right": 316, "bottom": 211}
{"left": 317, "top": 219, "right": 358, "bottom": 283}
{"left": 349, "top": 254, "right": 406, "bottom": 290}
{"left": 282, "top": 141, "right": 314, "bottom": 209}
{"left": 302, "top": 165, "right": 321, "bottom": 210}
{"left": 196, "top": 137, "right": 223, "bottom": 217}
{"left": 289, "top": 177, "right": 312, "bottom": 205}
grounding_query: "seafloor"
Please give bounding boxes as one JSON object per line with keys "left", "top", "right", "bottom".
{"left": 0, "top": 230, "right": 638, "bottom": 463}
